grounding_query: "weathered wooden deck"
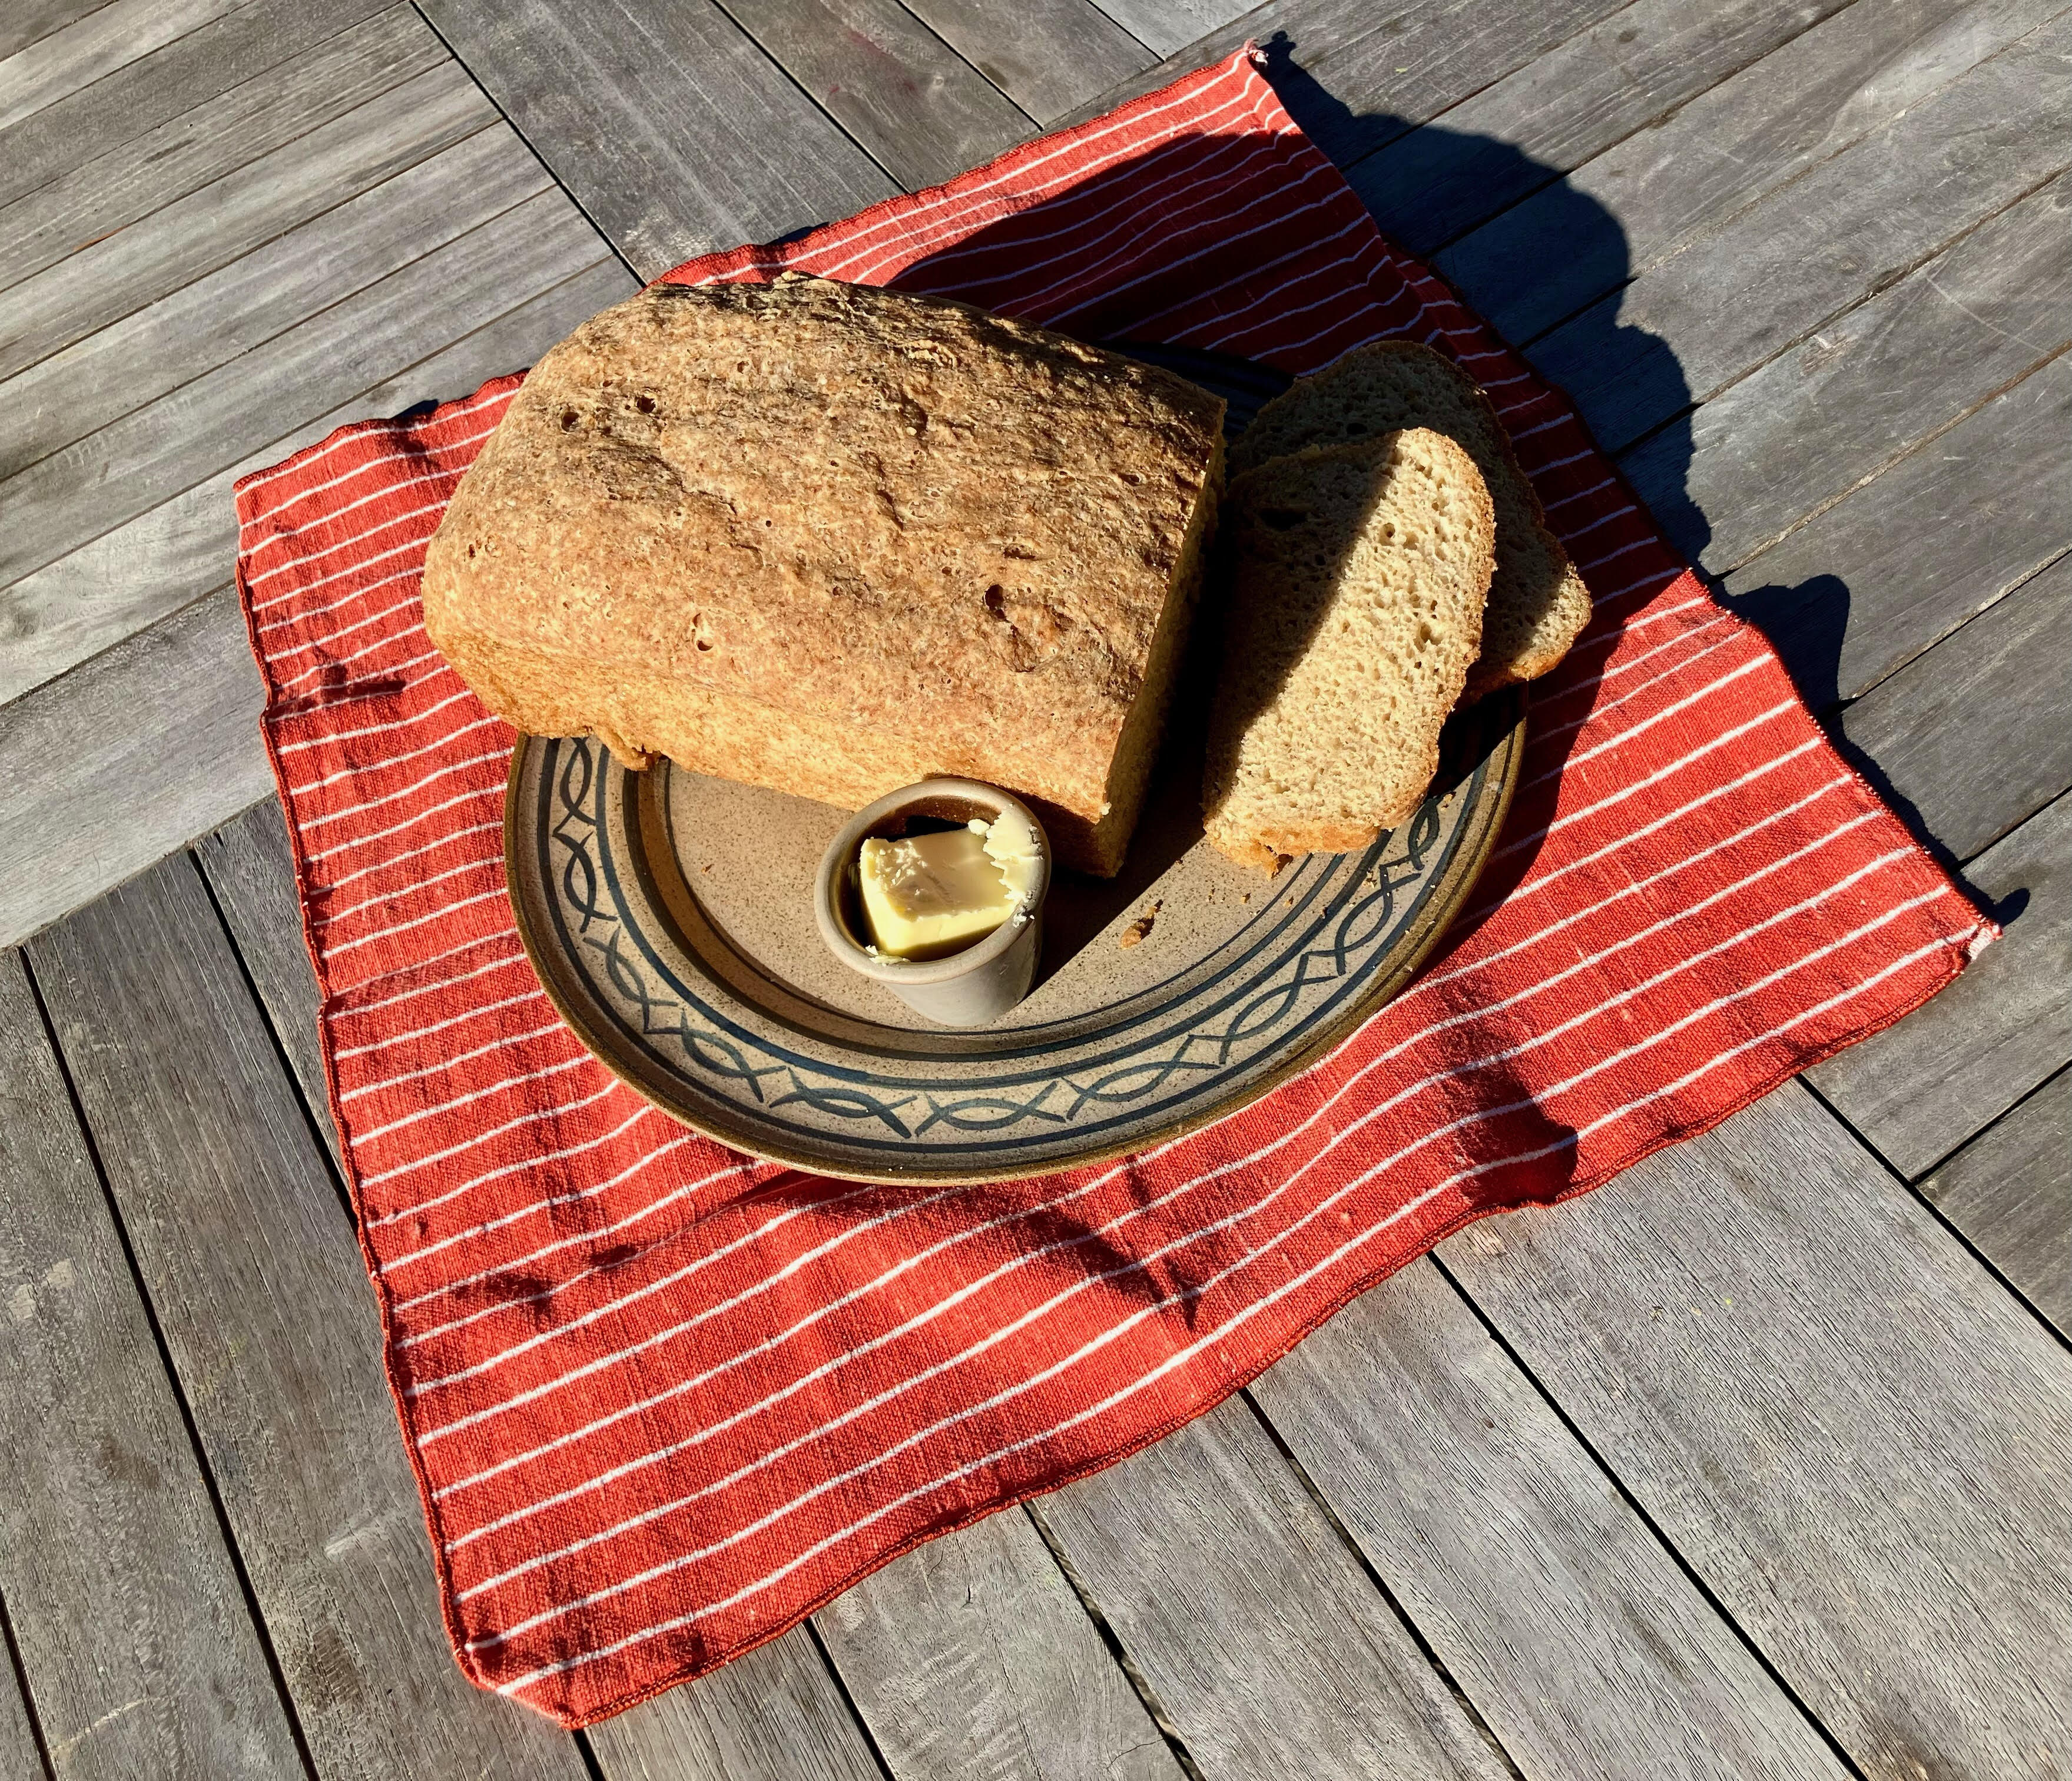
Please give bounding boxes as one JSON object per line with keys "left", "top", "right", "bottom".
{"left": 0, "top": 1, "right": 2066, "bottom": 1776}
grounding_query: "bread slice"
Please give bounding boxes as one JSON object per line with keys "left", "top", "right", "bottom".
{"left": 1229, "top": 342, "right": 1588, "bottom": 700}
{"left": 1201, "top": 429, "right": 1497, "bottom": 870}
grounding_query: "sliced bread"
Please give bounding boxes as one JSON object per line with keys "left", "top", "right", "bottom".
{"left": 1229, "top": 342, "right": 1588, "bottom": 699}
{"left": 1201, "top": 428, "right": 1497, "bottom": 870}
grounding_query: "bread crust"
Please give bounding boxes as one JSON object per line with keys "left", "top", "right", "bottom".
{"left": 422, "top": 274, "right": 1225, "bottom": 875}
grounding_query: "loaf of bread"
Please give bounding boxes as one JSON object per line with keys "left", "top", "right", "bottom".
{"left": 1201, "top": 429, "right": 1497, "bottom": 870}
{"left": 421, "top": 274, "right": 1226, "bottom": 875}
{"left": 1229, "top": 342, "right": 1587, "bottom": 700}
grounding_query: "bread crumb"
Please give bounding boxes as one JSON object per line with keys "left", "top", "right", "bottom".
{"left": 1118, "top": 900, "right": 1164, "bottom": 949}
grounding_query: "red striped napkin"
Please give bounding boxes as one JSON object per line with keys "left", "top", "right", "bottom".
{"left": 235, "top": 47, "right": 1990, "bottom": 1726}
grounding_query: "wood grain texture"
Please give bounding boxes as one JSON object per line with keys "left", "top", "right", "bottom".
{"left": 1056, "top": 0, "right": 1636, "bottom": 163}
{"left": 896, "top": 0, "right": 1151, "bottom": 124}
{"left": 0, "top": 57, "right": 493, "bottom": 389}
{"left": 717, "top": 0, "right": 1032, "bottom": 190}
{"left": 0, "top": 6, "right": 458, "bottom": 302}
{"left": 1352, "top": 0, "right": 1845, "bottom": 256}
{"left": 1036, "top": 1397, "right": 1515, "bottom": 1781}
{"left": 415, "top": 0, "right": 895, "bottom": 277}
{"left": 1835, "top": 552, "right": 2072, "bottom": 862}
{"left": 1806, "top": 793, "right": 2071, "bottom": 1178}
{"left": 1626, "top": 173, "right": 2068, "bottom": 577}
{"left": 816, "top": 1508, "right": 1181, "bottom": 1781}
{"left": 0, "top": 0, "right": 392, "bottom": 207}
{"left": 1083, "top": 0, "right": 1252, "bottom": 58}
{"left": 0, "top": 0, "right": 120, "bottom": 63}
{"left": 0, "top": 1647, "right": 42, "bottom": 1781}
{"left": 0, "top": 948, "right": 305, "bottom": 1781}
{"left": 1919, "top": 1068, "right": 2071, "bottom": 1333}
{"left": 0, "top": 123, "right": 548, "bottom": 484}
{"left": 191, "top": 800, "right": 337, "bottom": 1169}
{"left": 1, "top": 181, "right": 600, "bottom": 593}
{"left": 0, "top": 253, "right": 632, "bottom": 714}
{"left": 1718, "top": 353, "right": 2071, "bottom": 710}
{"left": 1249, "top": 1260, "right": 1849, "bottom": 1781}
{"left": 0, "top": 591, "right": 267, "bottom": 951}
{"left": 1440, "top": 0, "right": 2063, "bottom": 346}
{"left": 1531, "top": 12, "right": 2070, "bottom": 455}
{"left": 1441, "top": 1081, "right": 2072, "bottom": 1781}
{"left": 0, "top": 0, "right": 243, "bottom": 132}
{"left": 0, "top": 257, "right": 634, "bottom": 951}
{"left": 27, "top": 858, "right": 594, "bottom": 1781}
{"left": 584, "top": 1627, "right": 886, "bottom": 1781}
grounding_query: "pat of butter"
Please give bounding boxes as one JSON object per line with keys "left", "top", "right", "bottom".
{"left": 972, "top": 808, "right": 1041, "bottom": 903}
{"left": 857, "top": 813, "right": 1042, "bottom": 961}
{"left": 859, "top": 829, "right": 1017, "bottom": 960}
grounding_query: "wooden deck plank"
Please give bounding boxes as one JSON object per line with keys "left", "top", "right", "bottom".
{"left": 0, "top": 0, "right": 118, "bottom": 63}
{"left": 0, "top": 122, "right": 548, "bottom": 517}
{"left": 1718, "top": 355, "right": 2070, "bottom": 710}
{"left": 815, "top": 1509, "right": 1182, "bottom": 1781}
{"left": 893, "top": 0, "right": 1151, "bottom": 125}
{"left": 1919, "top": 1068, "right": 2071, "bottom": 1334}
{"left": 0, "top": 948, "right": 307, "bottom": 1781}
{"left": 1351, "top": 0, "right": 1851, "bottom": 257}
{"left": 1, "top": 181, "right": 601, "bottom": 594}
{"left": 1529, "top": 12, "right": 2068, "bottom": 456}
{"left": 0, "top": 0, "right": 393, "bottom": 210}
{"left": 192, "top": 802, "right": 339, "bottom": 1167}
{"left": 1056, "top": 0, "right": 1636, "bottom": 161}
{"left": 415, "top": 0, "right": 896, "bottom": 277}
{"left": 1082, "top": 0, "right": 1251, "bottom": 58}
{"left": 0, "top": 1642, "right": 41, "bottom": 1781}
{"left": 1625, "top": 173, "right": 2067, "bottom": 577}
{"left": 1806, "top": 793, "right": 2071, "bottom": 1178}
{"left": 0, "top": 253, "right": 632, "bottom": 749}
{"left": 26, "top": 859, "right": 595, "bottom": 1781}
{"left": 1248, "top": 1260, "right": 1849, "bottom": 1781}
{"left": 1835, "top": 552, "right": 2071, "bottom": 862}
{"left": 0, "top": 257, "right": 634, "bottom": 954}
{"left": 1440, "top": 1081, "right": 2072, "bottom": 1781}
{"left": 0, "top": 6, "right": 460, "bottom": 303}
{"left": 585, "top": 1629, "right": 888, "bottom": 1781}
{"left": 0, "top": 0, "right": 243, "bottom": 132}
{"left": 715, "top": 0, "right": 1033, "bottom": 189}
{"left": 1438, "top": 0, "right": 2060, "bottom": 345}
{"left": 1035, "top": 1398, "right": 1515, "bottom": 1781}
{"left": 0, "top": 592, "right": 267, "bottom": 953}
{"left": 0, "top": 55, "right": 495, "bottom": 393}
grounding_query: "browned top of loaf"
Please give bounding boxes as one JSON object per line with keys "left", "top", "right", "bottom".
{"left": 422, "top": 274, "right": 1226, "bottom": 818}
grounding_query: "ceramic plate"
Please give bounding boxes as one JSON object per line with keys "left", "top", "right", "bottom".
{"left": 503, "top": 348, "right": 1527, "bottom": 1183}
